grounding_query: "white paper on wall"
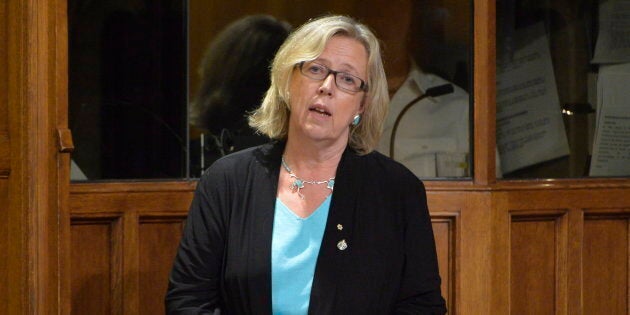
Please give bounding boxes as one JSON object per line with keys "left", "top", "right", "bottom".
{"left": 589, "top": 63, "right": 630, "bottom": 176}
{"left": 592, "top": 0, "right": 630, "bottom": 64}
{"left": 496, "top": 23, "right": 570, "bottom": 174}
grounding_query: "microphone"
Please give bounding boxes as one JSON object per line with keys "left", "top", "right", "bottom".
{"left": 389, "top": 83, "right": 455, "bottom": 159}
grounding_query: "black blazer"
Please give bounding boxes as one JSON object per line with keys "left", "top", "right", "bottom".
{"left": 166, "top": 141, "right": 446, "bottom": 314}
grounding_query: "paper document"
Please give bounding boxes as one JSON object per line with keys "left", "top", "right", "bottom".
{"left": 589, "top": 63, "right": 630, "bottom": 176}
{"left": 592, "top": 0, "right": 630, "bottom": 64}
{"left": 496, "top": 23, "right": 570, "bottom": 174}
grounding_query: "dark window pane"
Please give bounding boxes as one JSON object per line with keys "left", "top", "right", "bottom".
{"left": 69, "top": 0, "right": 187, "bottom": 180}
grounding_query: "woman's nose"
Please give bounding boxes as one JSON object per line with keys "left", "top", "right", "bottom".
{"left": 318, "top": 73, "right": 335, "bottom": 96}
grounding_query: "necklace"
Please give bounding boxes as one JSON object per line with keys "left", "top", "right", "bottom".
{"left": 281, "top": 156, "right": 335, "bottom": 200}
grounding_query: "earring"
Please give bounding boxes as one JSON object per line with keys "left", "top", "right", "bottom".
{"left": 352, "top": 114, "right": 361, "bottom": 126}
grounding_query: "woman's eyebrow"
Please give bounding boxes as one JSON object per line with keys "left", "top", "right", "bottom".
{"left": 319, "top": 59, "right": 363, "bottom": 77}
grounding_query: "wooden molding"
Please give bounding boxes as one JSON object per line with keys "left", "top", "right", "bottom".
{"left": 3, "top": 0, "right": 71, "bottom": 313}
{"left": 473, "top": 0, "right": 497, "bottom": 185}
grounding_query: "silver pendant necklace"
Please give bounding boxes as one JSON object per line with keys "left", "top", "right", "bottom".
{"left": 281, "top": 156, "right": 335, "bottom": 200}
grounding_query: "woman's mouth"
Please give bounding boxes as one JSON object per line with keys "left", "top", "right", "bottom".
{"left": 309, "top": 106, "right": 331, "bottom": 116}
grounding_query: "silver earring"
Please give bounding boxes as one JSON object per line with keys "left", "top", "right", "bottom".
{"left": 352, "top": 114, "right": 361, "bottom": 126}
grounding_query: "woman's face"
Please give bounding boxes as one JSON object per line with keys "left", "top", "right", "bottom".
{"left": 287, "top": 35, "right": 368, "bottom": 148}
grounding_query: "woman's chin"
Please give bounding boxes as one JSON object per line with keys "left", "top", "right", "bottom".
{"left": 298, "top": 127, "right": 349, "bottom": 145}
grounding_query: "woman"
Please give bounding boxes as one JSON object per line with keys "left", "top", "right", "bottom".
{"left": 189, "top": 15, "right": 291, "bottom": 175}
{"left": 166, "top": 15, "right": 446, "bottom": 314}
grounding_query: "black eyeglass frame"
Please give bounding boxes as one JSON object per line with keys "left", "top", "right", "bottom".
{"left": 298, "top": 61, "right": 368, "bottom": 93}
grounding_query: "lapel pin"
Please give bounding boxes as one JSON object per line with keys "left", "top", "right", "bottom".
{"left": 337, "top": 239, "right": 348, "bottom": 251}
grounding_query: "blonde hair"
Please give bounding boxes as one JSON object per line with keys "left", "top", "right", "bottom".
{"left": 248, "top": 15, "right": 389, "bottom": 155}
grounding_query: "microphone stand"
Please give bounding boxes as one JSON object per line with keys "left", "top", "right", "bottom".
{"left": 389, "top": 84, "right": 455, "bottom": 159}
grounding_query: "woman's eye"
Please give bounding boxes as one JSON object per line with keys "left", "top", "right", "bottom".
{"left": 340, "top": 74, "right": 356, "bottom": 84}
{"left": 308, "top": 65, "right": 324, "bottom": 74}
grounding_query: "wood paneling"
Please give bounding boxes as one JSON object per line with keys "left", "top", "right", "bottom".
{"left": 0, "top": 2, "right": 8, "bottom": 311}
{"left": 427, "top": 190, "right": 492, "bottom": 314}
{"left": 71, "top": 218, "right": 122, "bottom": 315}
{"left": 64, "top": 183, "right": 630, "bottom": 314}
{"left": 0, "top": 0, "right": 7, "bottom": 173}
{"left": 1, "top": 1, "right": 27, "bottom": 311}
{"left": 431, "top": 212, "right": 459, "bottom": 314}
{"left": 0, "top": 179, "right": 7, "bottom": 310}
{"left": 0, "top": 134, "right": 9, "bottom": 175}
{"left": 68, "top": 182, "right": 467, "bottom": 314}
{"left": 2, "top": 0, "right": 70, "bottom": 313}
{"left": 70, "top": 182, "right": 193, "bottom": 314}
{"left": 510, "top": 213, "right": 567, "bottom": 314}
{"left": 497, "top": 188, "right": 630, "bottom": 314}
{"left": 0, "top": 0, "right": 6, "bottom": 134}
{"left": 70, "top": 182, "right": 196, "bottom": 214}
{"left": 583, "top": 213, "right": 629, "bottom": 315}
{"left": 138, "top": 217, "right": 186, "bottom": 315}
{"left": 473, "top": 0, "right": 497, "bottom": 184}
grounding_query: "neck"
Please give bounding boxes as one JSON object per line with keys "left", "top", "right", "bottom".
{"left": 283, "top": 136, "right": 345, "bottom": 178}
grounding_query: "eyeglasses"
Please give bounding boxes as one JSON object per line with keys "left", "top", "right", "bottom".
{"left": 298, "top": 61, "right": 368, "bottom": 93}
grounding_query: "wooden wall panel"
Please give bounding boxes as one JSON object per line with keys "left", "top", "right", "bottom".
{"left": 69, "top": 182, "right": 194, "bottom": 313}
{"left": 0, "top": 0, "right": 6, "bottom": 174}
{"left": 509, "top": 213, "right": 566, "bottom": 314}
{"left": 0, "top": 179, "right": 7, "bottom": 310}
{"left": 138, "top": 217, "right": 186, "bottom": 315}
{"left": 0, "top": 0, "right": 7, "bottom": 171}
{"left": 64, "top": 182, "right": 630, "bottom": 315}
{"left": 0, "top": 134, "right": 9, "bottom": 180}
{"left": 427, "top": 189, "right": 492, "bottom": 314}
{"left": 431, "top": 212, "right": 459, "bottom": 314}
{"left": 68, "top": 183, "right": 470, "bottom": 314}
{"left": 0, "top": 7, "right": 8, "bottom": 311}
{"left": 501, "top": 188, "right": 630, "bottom": 314}
{"left": 71, "top": 217, "right": 122, "bottom": 315}
{"left": 583, "top": 212, "right": 629, "bottom": 315}
{"left": 0, "top": 0, "right": 6, "bottom": 134}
